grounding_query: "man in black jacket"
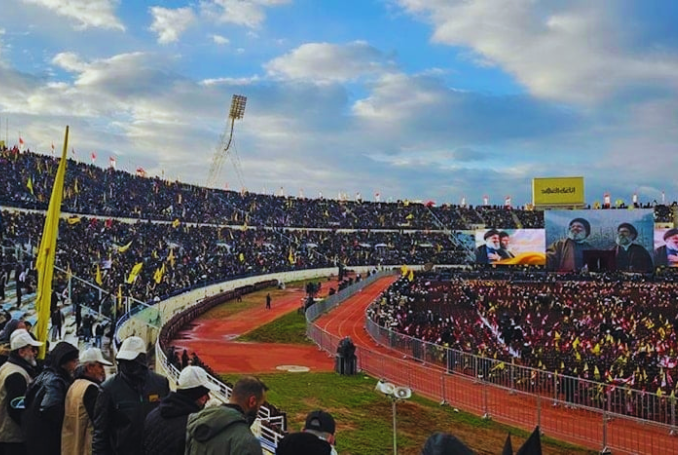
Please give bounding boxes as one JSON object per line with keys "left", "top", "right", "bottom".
{"left": 92, "top": 336, "right": 170, "bottom": 455}
{"left": 22, "top": 340, "right": 80, "bottom": 455}
{"left": 0, "top": 329, "right": 42, "bottom": 455}
{"left": 143, "top": 365, "right": 218, "bottom": 455}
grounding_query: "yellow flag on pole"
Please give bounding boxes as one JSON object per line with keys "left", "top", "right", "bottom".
{"left": 35, "top": 126, "right": 69, "bottom": 358}
{"left": 26, "top": 177, "right": 34, "bottom": 195}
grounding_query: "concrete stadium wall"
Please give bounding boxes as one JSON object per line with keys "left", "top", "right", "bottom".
{"left": 114, "top": 265, "right": 383, "bottom": 371}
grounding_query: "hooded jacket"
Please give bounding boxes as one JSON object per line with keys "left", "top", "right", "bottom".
{"left": 22, "top": 341, "right": 79, "bottom": 455}
{"left": 142, "top": 391, "right": 203, "bottom": 455}
{"left": 185, "top": 404, "right": 263, "bottom": 455}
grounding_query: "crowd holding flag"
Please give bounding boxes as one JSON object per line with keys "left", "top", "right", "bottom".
{"left": 19, "top": 136, "right": 25, "bottom": 152}
{"left": 91, "top": 151, "right": 97, "bottom": 164}
{"left": 109, "top": 156, "right": 116, "bottom": 169}
{"left": 34, "top": 126, "right": 69, "bottom": 358}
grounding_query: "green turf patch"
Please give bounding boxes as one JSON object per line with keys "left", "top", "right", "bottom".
{"left": 220, "top": 372, "right": 596, "bottom": 455}
{"left": 236, "top": 310, "right": 313, "bottom": 345}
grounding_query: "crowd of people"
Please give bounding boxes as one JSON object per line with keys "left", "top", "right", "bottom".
{"left": 368, "top": 270, "right": 678, "bottom": 421}
{"left": 2, "top": 147, "right": 676, "bottom": 231}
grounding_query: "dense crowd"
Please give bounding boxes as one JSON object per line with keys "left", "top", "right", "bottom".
{"left": 1, "top": 209, "right": 472, "bottom": 319}
{"left": 3, "top": 147, "right": 676, "bottom": 230}
{"left": 369, "top": 271, "right": 678, "bottom": 411}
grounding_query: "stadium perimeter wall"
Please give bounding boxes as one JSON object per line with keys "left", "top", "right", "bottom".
{"left": 114, "top": 266, "right": 387, "bottom": 373}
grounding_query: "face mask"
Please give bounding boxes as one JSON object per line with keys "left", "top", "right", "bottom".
{"left": 119, "top": 360, "right": 147, "bottom": 377}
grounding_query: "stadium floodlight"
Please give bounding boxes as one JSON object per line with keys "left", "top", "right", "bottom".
{"left": 375, "top": 380, "right": 412, "bottom": 455}
{"left": 207, "top": 94, "right": 248, "bottom": 188}
{"left": 229, "top": 94, "right": 247, "bottom": 120}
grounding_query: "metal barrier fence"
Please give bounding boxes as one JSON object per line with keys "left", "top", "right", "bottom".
{"left": 155, "top": 337, "right": 286, "bottom": 452}
{"left": 304, "top": 272, "right": 678, "bottom": 454}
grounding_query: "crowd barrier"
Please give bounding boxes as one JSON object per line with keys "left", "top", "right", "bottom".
{"left": 304, "top": 272, "right": 678, "bottom": 454}
{"left": 365, "top": 307, "right": 678, "bottom": 454}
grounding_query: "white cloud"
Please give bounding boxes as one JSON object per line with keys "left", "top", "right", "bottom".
{"left": 52, "top": 52, "right": 89, "bottom": 73}
{"left": 199, "top": 0, "right": 290, "bottom": 28}
{"left": 21, "top": 0, "right": 124, "bottom": 31}
{"left": 265, "top": 41, "right": 396, "bottom": 83}
{"left": 396, "top": 0, "right": 678, "bottom": 104}
{"left": 211, "top": 34, "right": 229, "bottom": 45}
{"left": 149, "top": 6, "right": 196, "bottom": 44}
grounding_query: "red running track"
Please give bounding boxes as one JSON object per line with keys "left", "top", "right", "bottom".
{"left": 176, "top": 275, "right": 676, "bottom": 454}
{"left": 171, "top": 287, "right": 335, "bottom": 374}
{"left": 315, "top": 276, "right": 678, "bottom": 455}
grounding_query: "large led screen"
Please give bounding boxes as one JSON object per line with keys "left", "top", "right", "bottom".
{"left": 544, "top": 209, "right": 654, "bottom": 272}
{"left": 654, "top": 228, "right": 678, "bottom": 267}
{"left": 475, "top": 229, "right": 546, "bottom": 266}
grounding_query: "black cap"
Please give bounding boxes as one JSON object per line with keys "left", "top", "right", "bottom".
{"left": 617, "top": 223, "right": 637, "bottom": 239}
{"left": 304, "top": 410, "right": 336, "bottom": 434}
{"left": 569, "top": 218, "right": 590, "bottom": 236}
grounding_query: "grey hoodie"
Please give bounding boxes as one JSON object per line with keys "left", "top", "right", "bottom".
{"left": 185, "top": 404, "right": 263, "bottom": 455}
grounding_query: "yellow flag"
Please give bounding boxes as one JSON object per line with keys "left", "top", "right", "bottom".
{"left": 407, "top": 269, "right": 414, "bottom": 282}
{"left": 172, "top": 218, "right": 180, "bottom": 228}
{"left": 153, "top": 263, "right": 165, "bottom": 284}
{"left": 167, "top": 248, "right": 175, "bottom": 267}
{"left": 117, "top": 284, "right": 122, "bottom": 311}
{"left": 288, "top": 249, "right": 295, "bottom": 264}
{"left": 239, "top": 252, "right": 245, "bottom": 262}
{"left": 67, "top": 216, "right": 81, "bottom": 225}
{"left": 118, "top": 240, "right": 133, "bottom": 253}
{"left": 74, "top": 177, "right": 80, "bottom": 194}
{"left": 401, "top": 265, "right": 408, "bottom": 276}
{"left": 35, "top": 126, "right": 69, "bottom": 358}
{"left": 95, "top": 264, "right": 103, "bottom": 286}
{"left": 26, "top": 177, "right": 34, "bottom": 195}
{"left": 126, "top": 262, "right": 143, "bottom": 284}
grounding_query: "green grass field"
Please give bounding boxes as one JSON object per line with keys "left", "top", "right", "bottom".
{"left": 220, "top": 371, "right": 595, "bottom": 455}
{"left": 237, "top": 310, "right": 313, "bottom": 345}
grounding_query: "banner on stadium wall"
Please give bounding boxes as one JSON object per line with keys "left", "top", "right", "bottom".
{"left": 654, "top": 228, "right": 678, "bottom": 267}
{"left": 474, "top": 229, "right": 546, "bottom": 266}
{"left": 544, "top": 209, "right": 655, "bottom": 272}
{"left": 532, "top": 177, "right": 585, "bottom": 207}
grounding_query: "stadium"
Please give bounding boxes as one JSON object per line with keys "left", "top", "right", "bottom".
{"left": 2, "top": 141, "right": 678, "bottom": 454}
{"left": 2, "top": 3, "right": 678, "bottom": 454}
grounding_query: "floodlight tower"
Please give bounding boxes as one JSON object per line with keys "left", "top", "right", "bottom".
{"left": 207, "top": 94, "right": 247, "bottom": 188}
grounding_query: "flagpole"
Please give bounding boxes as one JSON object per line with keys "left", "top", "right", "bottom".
{"left": 35, "top": 125, "right": 69, "bottom": 358}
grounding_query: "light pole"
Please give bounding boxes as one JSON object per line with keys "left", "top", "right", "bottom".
{"left": 375, "top": 380, "right": 412, "bottom": 455}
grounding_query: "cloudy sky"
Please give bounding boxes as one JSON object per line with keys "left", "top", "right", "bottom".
{"left": 1, "top": 0, "right": 677, "bottom": 206}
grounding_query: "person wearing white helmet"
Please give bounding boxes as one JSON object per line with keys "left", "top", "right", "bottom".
{"left": 92, "top": 336, "right": 169, "bottom": 455}
{"left": 143, "top": 365, "right": 219, "bottom": 455}
{"left": 62, "top": 347, "right": 113, "bottom": 455}
{"left": 0, "top": 329, "right": 42, "bottom": 454}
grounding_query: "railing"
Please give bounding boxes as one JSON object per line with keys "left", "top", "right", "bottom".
{"left": 153, "top": 281, "right": 288, "bottom": 450}
{"left": 155, "top": 337, "right": 286, "bottom": 451}
{"left": 304, "top": 272, "right": 678, "bottom": 454}
{"left": 363, "top": 314, "right": 678, "bottom": 454}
